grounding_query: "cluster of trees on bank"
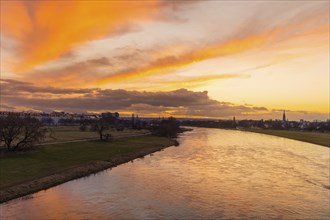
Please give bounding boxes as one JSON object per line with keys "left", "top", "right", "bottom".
{"left": 0, "top": 113, "right": 182, "bottom": 152}
{"left": 149, "top": 117, "right": 181, "bottom": 137}
{"left": 0, "top": 114, "right": 46, "bottom": 151}
{"left": 83, "top": 116, "right": 181, "bottom": 140}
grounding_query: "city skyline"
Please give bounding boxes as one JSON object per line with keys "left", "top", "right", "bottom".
{"left": 1, "top": 1, "right": 329, "bottom": 120}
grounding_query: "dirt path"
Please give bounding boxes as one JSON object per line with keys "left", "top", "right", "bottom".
{"left": 38, "top": 132, "right": 151, "bottom": 146}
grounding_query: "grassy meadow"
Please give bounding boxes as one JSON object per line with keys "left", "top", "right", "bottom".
{"left": 246, "top": 129, "right": 329, "bottom": 147}
{"left": 0, "top": 135, "right": 173, "bottom": 189}
{"left": 42, "top": 126, "right": 149, "bottom": 143}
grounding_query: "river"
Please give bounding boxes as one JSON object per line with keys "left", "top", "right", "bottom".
{"left": 1, "top": 128, "right": 329, "bottom": 219}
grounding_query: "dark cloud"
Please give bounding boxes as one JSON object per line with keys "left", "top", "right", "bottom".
{"left": 86, "top": 57, "right": 111, "bottom": 66}
{"left": 112, "top": 47, "right": 144, "bottom": 62}
{"left": 0, "top": 79, "right": 31, "bottom": 85}
{"left": 160, "top": 0, "right": 203, "bottom": 11}
{"left": 0, "top": 79, "right": 97, "bottom": 95}
{"left": 0, "top": 103, "right": 16, "bottom": 111}
{"left": 1, "top": 78, "right": 267, "bottom": 117}
{"left": 2, "top": 78, "right": 328, "bottom": 120}
{"left": 110, "top": 23, "right": 142, "bottom": 37}
{"left": 272, "top": 109, "right": 308, "bottom": 114}
{"left": 149, "top": 55, "right": 181, "bottom": 66}
{"left": 24, "top": 57, "right": 112, "bottom": 86}
{"left": 253, "top": 106, "right": 268, "bottom": 111}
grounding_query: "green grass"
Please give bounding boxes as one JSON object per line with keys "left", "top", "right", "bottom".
{"left": 0, "top": 135, "right": 173, "bottom": 189}
{"left": 246, "top": 129, "right": 330, "bottom": 147}
{"left": 43, "top": 126, "right": 149, "bottom": 143}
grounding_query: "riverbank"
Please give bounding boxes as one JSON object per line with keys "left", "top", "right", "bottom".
{"left": 244, "top": 129, "right": 329, "bottom": 147}
{"left": 0, "top": 135, "right": 175, "bottom": 203}
{"left": 184, "top": 125, "right": 329, "bottom": 147}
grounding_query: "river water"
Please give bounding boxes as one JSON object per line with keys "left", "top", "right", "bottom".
{"left": 1, "top": 128, "right": 329, "bottom": 219}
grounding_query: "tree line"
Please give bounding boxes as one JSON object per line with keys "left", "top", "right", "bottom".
{"left": 0, "top": 113, "right": 181, "bottom": 152}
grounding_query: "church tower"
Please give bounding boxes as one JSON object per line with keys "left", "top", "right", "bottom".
{"left": 283, "top": 110, "right": 286, "bottom": 122}
{"left": 132, "top": 113, "right": 135, "bottom": 129}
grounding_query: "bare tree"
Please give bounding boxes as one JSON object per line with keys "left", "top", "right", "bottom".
{"left": 90, "top": 118, "right": 110, "bottom": 141}
{"left": 0, "top": 114, "right": 46, "bottom": 151}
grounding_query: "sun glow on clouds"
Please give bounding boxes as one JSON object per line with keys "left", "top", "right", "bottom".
{"left": 1, "top": 1, "right": 160, "bottom": 72}
{"left": 0, "top": 1, "right": 329, "bottom": 119}
{"left": 94, "top": 8, "right": 329, "bottom": 91}
{"left": 96, "top": 34, "right": 268, "bottom": 85}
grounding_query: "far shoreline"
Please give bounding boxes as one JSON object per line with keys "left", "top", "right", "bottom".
{"left": 185, "top": 126, "right": 329, "bottom": 147}
{"left": 242, "top": 128, "right": 330, "bottom": 148}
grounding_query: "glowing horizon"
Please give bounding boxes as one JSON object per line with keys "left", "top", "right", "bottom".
{"left": 1, "top": 1, "right": 329, "bottom": 120}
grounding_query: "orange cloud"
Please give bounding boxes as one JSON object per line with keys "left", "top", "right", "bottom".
{"left": 96, "top": 11, "right": 329, "bottom": 85}
{"left": 151, "top": 74, "right": 248, "bottom": 90}
{"left": 0, "top": 1, "right": 33, "bottom": 40}
{"left": 96, "top": 33, "right": 269, "bottom": 85}
{"left": 0, "top": 1, "right": 160, "bottom": 72}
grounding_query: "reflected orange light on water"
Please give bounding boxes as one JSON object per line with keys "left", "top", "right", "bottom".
{"left": 1, "top": 128, "right": 328, "bottom": 219}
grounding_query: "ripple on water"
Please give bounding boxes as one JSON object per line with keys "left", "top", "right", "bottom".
{"left": 1, "top": 127, "right": 329, "bottom": 219}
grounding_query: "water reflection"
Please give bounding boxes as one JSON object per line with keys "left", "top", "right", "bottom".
{"left": 1, "top": 128, "right": 329, "bottom": 219}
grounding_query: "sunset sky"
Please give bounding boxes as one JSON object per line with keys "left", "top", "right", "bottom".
{"left": 1, "top": 0, "right": 329, "bottom": 120}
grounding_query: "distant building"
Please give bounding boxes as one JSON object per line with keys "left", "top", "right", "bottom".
{"left": 283, "top": 110, "right": 286, "bottom": 122}
{"left": 101, "top": 112, "right": 119, "bottom": 119}
{"left": 101, "top": 112, "right": 112, "bottom": 118}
